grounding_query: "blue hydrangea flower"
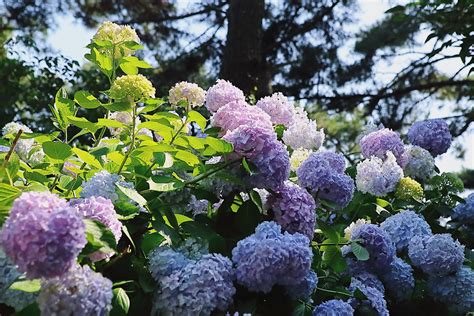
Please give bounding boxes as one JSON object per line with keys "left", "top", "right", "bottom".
{"left": 407, "top": 119, "right": 452, "bottom": 156}
{"left": 359, "top": 128, "right": 405, "bottom": 166}
{"left": 0, "top": 288, "right": 37, "bottom": 312}
{"left": 80, "top": 170, "right": 136, "bottom": 203}
{"left": 232, "top": 222, "right": 312, "bottom": 293}
{"left": 297, "top": 152, "right": 354, "bottom": 209}
{"left": 285, "top": 270, "right": 318, "bottom": 300}
{"left": 352, "top": 272, "right": 384, "bottom": 294}
{"left": 153, "top": 254, "right": 236, "bottom": 315}
{"left": 0, "top": 249, "right": 20, "bottom": 295}
{"left": 349, "top": 224, "right": 395, "bottom": 273}
{"left": 427, "top": 266, "right": 473, "bottom": 314}
{"left": 38, "top": 265, "right": 113, "bottom": 315}
{"left": 312, "top": 299, "right": 354, "bottom": 316}
{"left": 380, "top": 210, "right": 432, "bottom": 252}
{"left": 349, "top": 278, "right": 389, "bottom": 316}
{"left": 408, "top": 234, "right": 464, "bottom": 276}
{"left": 402, "top": 145, "right": 436, "bottom": 181}
{"left": 381, "top": 257, "right": 414, "bottom": 301}
{"left": 149, "top": 246, "right": 190, "bottom": 281}
{"left": 267, "top": 181, "right": 317, "bottom": 240}
{"left": 452, "top": 193, "right": 474, "bottom": 225}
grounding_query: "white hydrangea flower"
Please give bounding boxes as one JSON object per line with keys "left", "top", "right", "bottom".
{"left": 28, "top": 149, "right": 45, "bottom": 166}
{"left": 169, "top": 81, "right": 206, "bottom": 108}
{"left": 108, "top": 111, "right": 135, "bottom": 136}
{"left": 290, "top": 148, "right": 312, "bottom": 172}
{"left": 282, "top": 108, "right": 324, "bottom": 150}
{"left": 402, "top": 145, "right": 436, "bottom": 181}
{"left": 356, "top": 152, "right": 404, "bottom": 197}
{"left": 93, "top": 21, "right": 140, "bottom": 58}
{"left": 344, "top": 218, "right": 371, "bottom": 240}
{"left": 2, "top": 122, "right": 34, "bottom": 160}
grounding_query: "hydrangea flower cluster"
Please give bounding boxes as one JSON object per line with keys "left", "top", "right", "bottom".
{"left": 285, "top": 270, "right": 318, "bottom": 300}
{"left": 0, "top": 249, "right": 20, "bottom": 294}
{"left": 290, "top": 148, "right": 312, "bottom": 172}
{"left": 452, "top": 193, "right": 474, "bottom": 224}
{"left": 407, "top": 119, "right": 452, "bottom": 156}
{"left": 267, "top": 181, "right": 317, "bottom": 240}
{"left": 255, "top": 92, "right": 295, "bottom": 126}
{"left": 282, "top": 108, "right": 324, "bottom": 150}
{"left": 0, "top": 287, "right": 37, "bottom": 312}
{"left": 349, "top": 278, "right": 389, "bottom": 316}
{"left": 185, "top": 195, "right": 209, "bottom": 216}
{"left": 108, "top": 111, "right": 135, "bottom": 135}
{"left": 402, "top": 145, "right": 435, "bottom": 181}
{"left": 212, "top": 100, "right": 273, "bottom": 135}
{"left": 356, "top": 152, "right": 403, "bottom": 197}
{"left": 109, "top": 74, "right": 156, "bottom": 102}
{"left": 149, "top": 246, "right": 190, "bottom": 281}
{"left": 344, "top": 218, "right": 371, "bottom": 240}
{"left": 352, "top": 271, "right": 385, "bottom": 293}
{"left": 2, "top": 122, "right": 44, "bottom": 165}
{"left": 38, "top": 265, "right": 113, "bottom": 315}
{"left": 427, "top": 266, "right": 474, "bottom": 314}
{"left": 93, "top": 21, "right": 139, "bottom": 45}
{"left": 1, "top": 192, "right": 86, "bottom": 278}
{"left": 359, "top": 128, "right": 405, "bottom": 166}
{"left": 380, "top": 210, "right": 431, "bottom": 252}
{"left": 297, "top": 151, "right": 354, "bottom": 208}
{"left": 312, "top": 299, "right": 354, "bottom": 316}
{"left": 169, "top": 81, "right": 206, "bottom": 108}
{"left": 349, "top": 224, "right": 395, "bottom": 273}
{"left": 80, "top": 170, "right": 134, "bottom": 203}
{"left": 152, "top": 252, "right": 235, "bottom": 315}
{"left": 69, "top": 196, "right": 122, "bottom": 261}
{"left": 205, "top": 79, "right": 245, "bottom": 113}
{"left": 408, "top": 234, "right": 464, "bottom": 276}
{"left": 224, "top": 125, "right": 290, "bottom": 189}
{"left": 395, "top": 177, "right": 423, "bottom": 201}
{"left": 381, "top": 257, "right": 415, "bottom": 301}
{"left": 232, "top": 222, "right": 313, "bottom": 293}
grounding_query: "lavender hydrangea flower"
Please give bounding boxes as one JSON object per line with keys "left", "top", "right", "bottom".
{"left": 285, "top": 270, "right": 318, "bottom": 300}
{"left": 283, "top": 108, "right": 325, "bottom": 150}
{"left": 408, "top": 234, "right": 464, "bottom": 276}
{"left": 1, "top": 192, "right": 86, "bottom": 279}
{"left": 356, "top": 152, "right": 403, "bottom": 197}
{"left": 407, "top": 119, "right": 452, "bottom": 156}
{"left": 349, "top": 278, "right": 389, "bottom": 316}
{"left": 312, "top": 299, "right": 354, "bottom": 316}
{"left": 427, "top": 266, "right": 474, "bottom": 314}
{"left": 352, "top": 272, "right": 385, "bottom": 294}
{"left": 205, "top": 79, "right": 246, "bottom": 113}
{"left": 297, "top": 152, "right": 354, "bottom": 208}
{"left": 69, "top": 196, "right": 122, "bottom": 261}
{"left": 149, "top": 246, "right": 190, "bottom": 281}
{"left": 224, "top": 125, "right": 290, "bottom": 189}
{"left": 38, "top": 265, "right": 113, "bottom": 315}
{"left": 186, "top": 195, "right": 209, "bottom": 216}
{"left": 267, "top": 181, "right": 317, "bottom": 240}
{"left": 380, "top": 210, "right": 432, "bottom": 252}
{"left": 256, "top": 92, "right": 295, "bottom": 126}
{"left": 80, "top": 170, "right": 136, "bottom": 205}
{"left": 402, "top": 145, "right": 436, "bottom": 181}
{"left": 349, "top": 224, "right": 395, "bottom": 273}
{"left": 211, "top": 100, "right": 273, "bottom": 135}
{"left": 452, "top": 193, "right": 474, "bottom": 224}
{"left": 359, "top": 128, "right": 405, "bottom": 166}
{"left": 381, "top": 257, "right": 414, "bottom": 301}
{"left": 0, "top": 249, "right": 20, "bottom": 295}
{"left": 232, "top": 222, "right": 312, "bottom": 293}
{"left": 153, "top": 254, "right": 236, "bottom": 315}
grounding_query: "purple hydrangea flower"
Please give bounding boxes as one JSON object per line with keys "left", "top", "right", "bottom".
{"left": 38, "top": 265, "right": 113, "bottom": 315}
{"left": 256, "top": 92, "right": 295, "bottom": 126}
{"left": 232, "top": 222, "right": 312, "bottom": 293}
{"left": 359, "top": 128, "right": 405, "bottom": 166}
{"left": 297, "top": 152, "right": 354, "bottom": 209}
{"left": 267, "top": 181, "right": 317, "bottom": 240}
{"left": 380, "top": 210, "right": 432, "bottom": 252}
{"left": 407, "top": 119, "right": 452, "bottom": 156}
{"left": 69, "top": 196, "right": 122, "bottom": 261}
{"left": 224, "top": 125, "right": 290, "bottom": 190}
{"left": 349, "top": 278, "right": 389, "bottom": 316}
{"left": 153, "top": 254, "right": 236, "bottom": 315}
{"left": 452, "top": 193, "right": 474, "bottom": 224}
{"left": 402, "top": 145, "right": 436, "bottom": 181}
{"left": 285, "top": 270, "right": 318, "bottom": 300}
{"left": 205, "top": 79, "right": 245, "bottom": 113}
{"left": 1, "top": 192, "right": 86, "bottom": 279}
{"left": 427, "top": 266, "right": 474, "bottom": 314}
{"left": 352, "top": 272, "right": 385, "bottom": 293}
{"left": 408, "top": 234, "right": 464, "bottom": 276}
{"left": 349, "top": 224, "right": 395, "bottom": 273}
{"left": 312, "top": 299, "right": 354, "bottom": 316}
{"left": 211, "top": 100, "right": 274, "bottom": 135}
{"left": 381, "top": 257, "right": 414, "bottom": 301}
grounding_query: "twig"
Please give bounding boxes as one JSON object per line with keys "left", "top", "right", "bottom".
{"left": 3, "top": 130, "right": 23, "bottom": 167}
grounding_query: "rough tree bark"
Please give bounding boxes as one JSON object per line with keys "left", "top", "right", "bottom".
{"left": 220, "top": 0, "right": 271, "bottom": 97}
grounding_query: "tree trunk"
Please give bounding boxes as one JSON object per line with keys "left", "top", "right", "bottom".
{"left": 220, "top": 0, "right": 271, "bottom": 97}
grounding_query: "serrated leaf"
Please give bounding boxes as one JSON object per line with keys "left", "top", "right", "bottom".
{"left": 74, "top": 91, "right": 102, "bottom": 109}
{"left": 42, "top": 141, "right": 73, "bottom": 160}
{"left": 174, "top": 150, "right": 200, "bottom": 167}
{"left": 351, "top": 242, "right": 370, "bottom": 261}
{"left": 72, "top": 148, "right": 102, "bottom": 168}
{"left": 66, "top": 116, "right": 99, "bottom": 134}
{"left": 116, "top": 184, "right": 147, "bottom": 206}
{"left": 111, "top": 288, "right": 130, "bottom": 316}
{"left": 187, "top": 111, "right": 207, "bottom": 130}
{"left": 84, "top": 218, "right": 117, "bottom": 254}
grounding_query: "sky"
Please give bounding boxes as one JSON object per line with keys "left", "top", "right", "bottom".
{"left": 46, "top": 0, "right": 473, "bottom": 173}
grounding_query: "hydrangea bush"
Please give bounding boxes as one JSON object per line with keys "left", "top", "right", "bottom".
{"left": 0, "top": 22, "right": 471, "bottom": 316}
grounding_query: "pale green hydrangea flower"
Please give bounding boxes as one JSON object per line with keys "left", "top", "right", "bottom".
{"left": 395, "top": 177, "right": 424, "bottom": 201}
{"left": 168, "top": 81, "right": 206, "bottom": 108}
{"left": 109, "top": 74, "right": 155, "bottom": 102}
{"left": 290, "top": 148, "right": 312, "bottom": 172}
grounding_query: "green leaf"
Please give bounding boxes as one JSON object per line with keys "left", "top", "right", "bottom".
{"left": 72, "top": 148, "right": 102, "bottom": 169}
{"left": 141, "top": 232, "right": 165, "bottom": 255}
{"left": 10, "top": 279, "right": 41, "bottom": 292}
{"left": 67, "top": 116, "right": 100, "bottom": 134}
{"left": 376, "top": 198, "right": 391, "bottom": 208}
{"left": 351, "top": 242, "right": 370, "bottom": 261}
{"left": 318, "top": 221, "right": 340, "bottom": 243}
{"left": 74, "top": 91, "right": 102, "bottom": 109}
{"left": 42, "top": 141, "right": 73, "bottom": 160}
{"left": 174, "top": 150, "right": 200, "bottom": 167}
{"left": 111, "top": 288, "right": 130, "bottom": 316}
{"left": 84, "top": 218, "right": 117, "bottom": 254}
{"left": 103, "top": 102, "right": 133, "bottom": 112}
{"left": 116, "top": 184, "right": 147, "bottom": 206}
{"left": 0, "top": 183, "right": 22, "bottom": 205}
{"left": 97, "top": 118, "right": 127, "bottom": 129}
{"left": 53, "top": 88, "right": 75, "bottom": 130}
{"left": 148, "top": 176, "right": 184, "bottom": 192}
{"left": 205, "top": 137, "right": 233, "bottom": 153}
{"left": 188, "top": 111, "right": 207, "bottom": 130}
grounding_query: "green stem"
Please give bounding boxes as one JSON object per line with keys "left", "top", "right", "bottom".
{"left": 184, "top": 158, "right": 240, "bottom": 187}
{"left": 316, "top": 287, "right": 353, "bottom": 297}
{"left": 117, "top": 105, "right": 137, "bottom": 174}
{"left": 169, "top": 117, "right": 188, "bottom": 145}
